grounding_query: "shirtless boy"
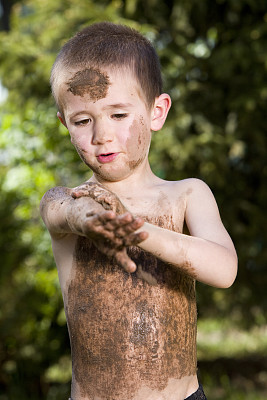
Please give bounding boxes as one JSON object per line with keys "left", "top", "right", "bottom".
{"left": 40, "top": 22, "right": 237, "bottom": 400}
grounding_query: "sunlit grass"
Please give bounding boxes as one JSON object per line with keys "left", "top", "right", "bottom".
{"left": 197, "top": 318, "right": 267, "bottom": 400}
{"left": 197, "top": 318, "right": 267, "bottom": 359}
{"left": 203, "top": 377, "right": 267, "bottom": 400}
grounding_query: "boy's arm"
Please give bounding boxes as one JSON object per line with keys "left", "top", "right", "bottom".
{"left": 40, "top": 184, "right": 148, "bottom": 272}
{"left": 138, "top": 179, "right": 238, "bottom": 288}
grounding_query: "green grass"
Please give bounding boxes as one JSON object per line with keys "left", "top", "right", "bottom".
{"left": 197, "top": 318, "right": 267, "bottom": 400}
{"left": 202, "top": 374, "right": 267, "bottom": 400}
{"left": 197, "top": 318, "right": 267, "bottom": 359}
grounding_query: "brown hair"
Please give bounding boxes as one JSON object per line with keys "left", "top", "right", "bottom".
{"left": 50, "top": 22, "right": 163, "bottom": 111}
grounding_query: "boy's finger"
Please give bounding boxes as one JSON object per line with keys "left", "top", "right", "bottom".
{"left": 71, "top": 185, "right": 94, "bottom": 198}
{"left": 115, "top": 251, "right": 137, "bottom": 273}
{"left": 71, "top": 182, "right": 103, "bottom": 198}
{"left": 123, "top": 231, "right": 149, "bottom": 246}
{"left": 90, "top": 210, "right": 116, "bottom": 223}
{"left": 83, "top": 224, "right": 115, "bottom": 242}
{"left": 98, "top": 213, "right": 134, "bottom": 231}
{"left": 114, "top": 216, "right": 144, "bottom": 236}
{"left": 117, "top": 213, "right": 134, "bottom": 223}
{"left": 71, "top": 189, "right": 87, "bottom": 198}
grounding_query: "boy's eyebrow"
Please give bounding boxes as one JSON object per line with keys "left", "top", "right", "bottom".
{"left": 68, "top": 111, "right": 90, "bottom": 119}
{"left": 103, "top": 103, "right": 133, "bottom": 110}
{"left": 68, "top": 103, "right": 134, "bottom": 119}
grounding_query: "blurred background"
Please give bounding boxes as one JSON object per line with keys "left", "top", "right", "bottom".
{"left": 0, "top": 0, "right": 266, "bottom": 399}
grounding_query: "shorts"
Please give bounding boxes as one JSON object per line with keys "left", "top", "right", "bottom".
{"left": 185, "top": 384, "right": 207, "bottom": 400}
{"left": 68, "top": 384, "right": 207, "bottom": 400}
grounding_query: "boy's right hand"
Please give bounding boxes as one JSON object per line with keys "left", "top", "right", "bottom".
{"left": 69, "top": 182, "right": 148, "bottom": 272}
{"left": 82, "top": 209, "right": 148, "bottom": 273}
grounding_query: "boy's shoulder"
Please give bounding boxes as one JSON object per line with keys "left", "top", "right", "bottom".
{"left": 139, "top": 177, "right": 215, "bottom": 217}
{"left": 154, "top": 178, "right": 217, "bottom": 217}
{"left": 156, "top": 177, "right": 211, "bottom": 196}
{"left": 41, "top": 185, "right": 72, "bottom": 201}
{"left": 40, "top": 185, "right": 72, "bottom": 215}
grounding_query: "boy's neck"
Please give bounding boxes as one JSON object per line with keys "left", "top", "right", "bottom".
{"left": 90, "top": 162, "right": 160, "bottom": 197}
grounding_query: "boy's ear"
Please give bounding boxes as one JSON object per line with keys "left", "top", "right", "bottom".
{"left": 57, "top": 111, "right": 67, "bottom": 128}
{"left": 150, "top": 93, "right": 171, "bottom": 131}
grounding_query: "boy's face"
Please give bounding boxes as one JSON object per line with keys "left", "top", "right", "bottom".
{"left": 58, "top": 68, "right": 154, "bottom": 183}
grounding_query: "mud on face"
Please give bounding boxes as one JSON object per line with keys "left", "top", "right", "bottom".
{"left": 126, "top": 115, "right": 151, "bottom": 171}
{"left": 67, "top": 67, "right": 110, "bottom": 101}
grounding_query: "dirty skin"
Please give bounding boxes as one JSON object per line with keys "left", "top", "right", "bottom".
{"left": 71, "top": 181, "right": 127, "bottom": 215}
{"left": 126, "top": 116, "right": 150, "bottom": 171}
{"left": 66, "top": 211, "right": 197, "bottom": 399}
{"left": 67, "top": 67, "right": 110, "bottom": 101}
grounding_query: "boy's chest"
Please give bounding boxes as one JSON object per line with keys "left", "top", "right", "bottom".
{"left": 120, "top": 188, "right": 187, "bottom": 233}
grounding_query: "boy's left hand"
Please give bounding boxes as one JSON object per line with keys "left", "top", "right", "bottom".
{"left": 71, "top": 181, "right": 127, "bottom": 214}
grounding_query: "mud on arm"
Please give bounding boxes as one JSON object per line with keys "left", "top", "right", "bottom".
{"left": 39, "top": 186, "right": 105, "bottom": 238}
{"left": 40, "top": 185, "right": 148, "bottom": 272}
{"left": 136, "top": 179, "right": 238, "bottom": 288}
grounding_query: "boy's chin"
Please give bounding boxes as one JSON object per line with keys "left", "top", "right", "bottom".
{"left": 78, "top": 153, "right": 145, "bottom": 183}
{"left": 89, "top": 163, "right": 140, "bottom": 183}
{"left": 91, "top": 168, "right": 132, "bottom": 183}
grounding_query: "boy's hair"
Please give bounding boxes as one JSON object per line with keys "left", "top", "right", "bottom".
{"left": 50, "top": 22, "right": 163, "bottom": 111}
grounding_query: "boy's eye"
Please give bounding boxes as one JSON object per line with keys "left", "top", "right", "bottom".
{"left": 75, "top": 118, "right": 91, "bottom": 126}
{"left": 111, "top": 113, "right": 128, "bottom": 120}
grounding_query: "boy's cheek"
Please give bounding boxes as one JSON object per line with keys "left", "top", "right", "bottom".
{"left": 69, "top": 131, "right": 81, "bottom": 145}
{"left": 70, "top": 134, "right": 82, "bottom": 148}
{"left": 70, "top": 134, "right": 78, "bottom": 146}
{"left": 127, "top": 117, "right": 150, "bottom": 151}
{"left": 70, "top": 135, "right": 90, "bottom": 157}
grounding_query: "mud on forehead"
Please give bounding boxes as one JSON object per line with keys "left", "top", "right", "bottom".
{"left": 67, "top": 67, "right": 110, "bottom": 101}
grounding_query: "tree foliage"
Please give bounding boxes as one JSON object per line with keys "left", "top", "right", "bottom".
{"left": 0, "top": 0, "right": 266, "bottom": 398}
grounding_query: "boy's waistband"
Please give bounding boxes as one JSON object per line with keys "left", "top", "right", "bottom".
{"left": 185, "top": 384, "right": 207, "bottom": 400}
{"left": 68, "top": 384, "right": 207, "bottom": 400}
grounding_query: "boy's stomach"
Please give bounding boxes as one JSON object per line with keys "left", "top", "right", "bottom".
{"left": 66, "top": 237, "right": 197, "bottom": 400}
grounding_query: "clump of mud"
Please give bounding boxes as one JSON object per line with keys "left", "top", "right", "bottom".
{"left": 67, "top": 68, "right": 110, "bottom": 101}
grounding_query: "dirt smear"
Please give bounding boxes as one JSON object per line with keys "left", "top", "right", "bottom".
{"left": 66, "top": 213, "right": 197, "bottom": 399}
{"left": 67, "top": 68, "right": 110, "bottom": 101}
{"left": 126, "top": 116, "right": 150, "bottom": 171}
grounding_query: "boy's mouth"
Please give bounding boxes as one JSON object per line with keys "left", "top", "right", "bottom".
{"left": 97, "top": 152, "right": 119, "bottom": 163}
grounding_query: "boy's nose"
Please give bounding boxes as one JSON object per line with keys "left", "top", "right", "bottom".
{"left": 92, "top": 121, "right": 114, "bottom": 145}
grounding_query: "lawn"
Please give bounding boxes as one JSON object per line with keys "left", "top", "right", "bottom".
{"left": 197, "top": 318, "right": 267, "bottom": 399}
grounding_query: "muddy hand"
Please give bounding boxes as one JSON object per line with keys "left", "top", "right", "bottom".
{"left": 83, "top": 210, "right": 148, "bottom": 273}
{"left": 71, "top": 182, "right": 127, "bottom": 214}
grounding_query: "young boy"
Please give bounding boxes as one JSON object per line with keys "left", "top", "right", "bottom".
{"left": 40, "top": 22, "right": 237, "bottom": 400}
